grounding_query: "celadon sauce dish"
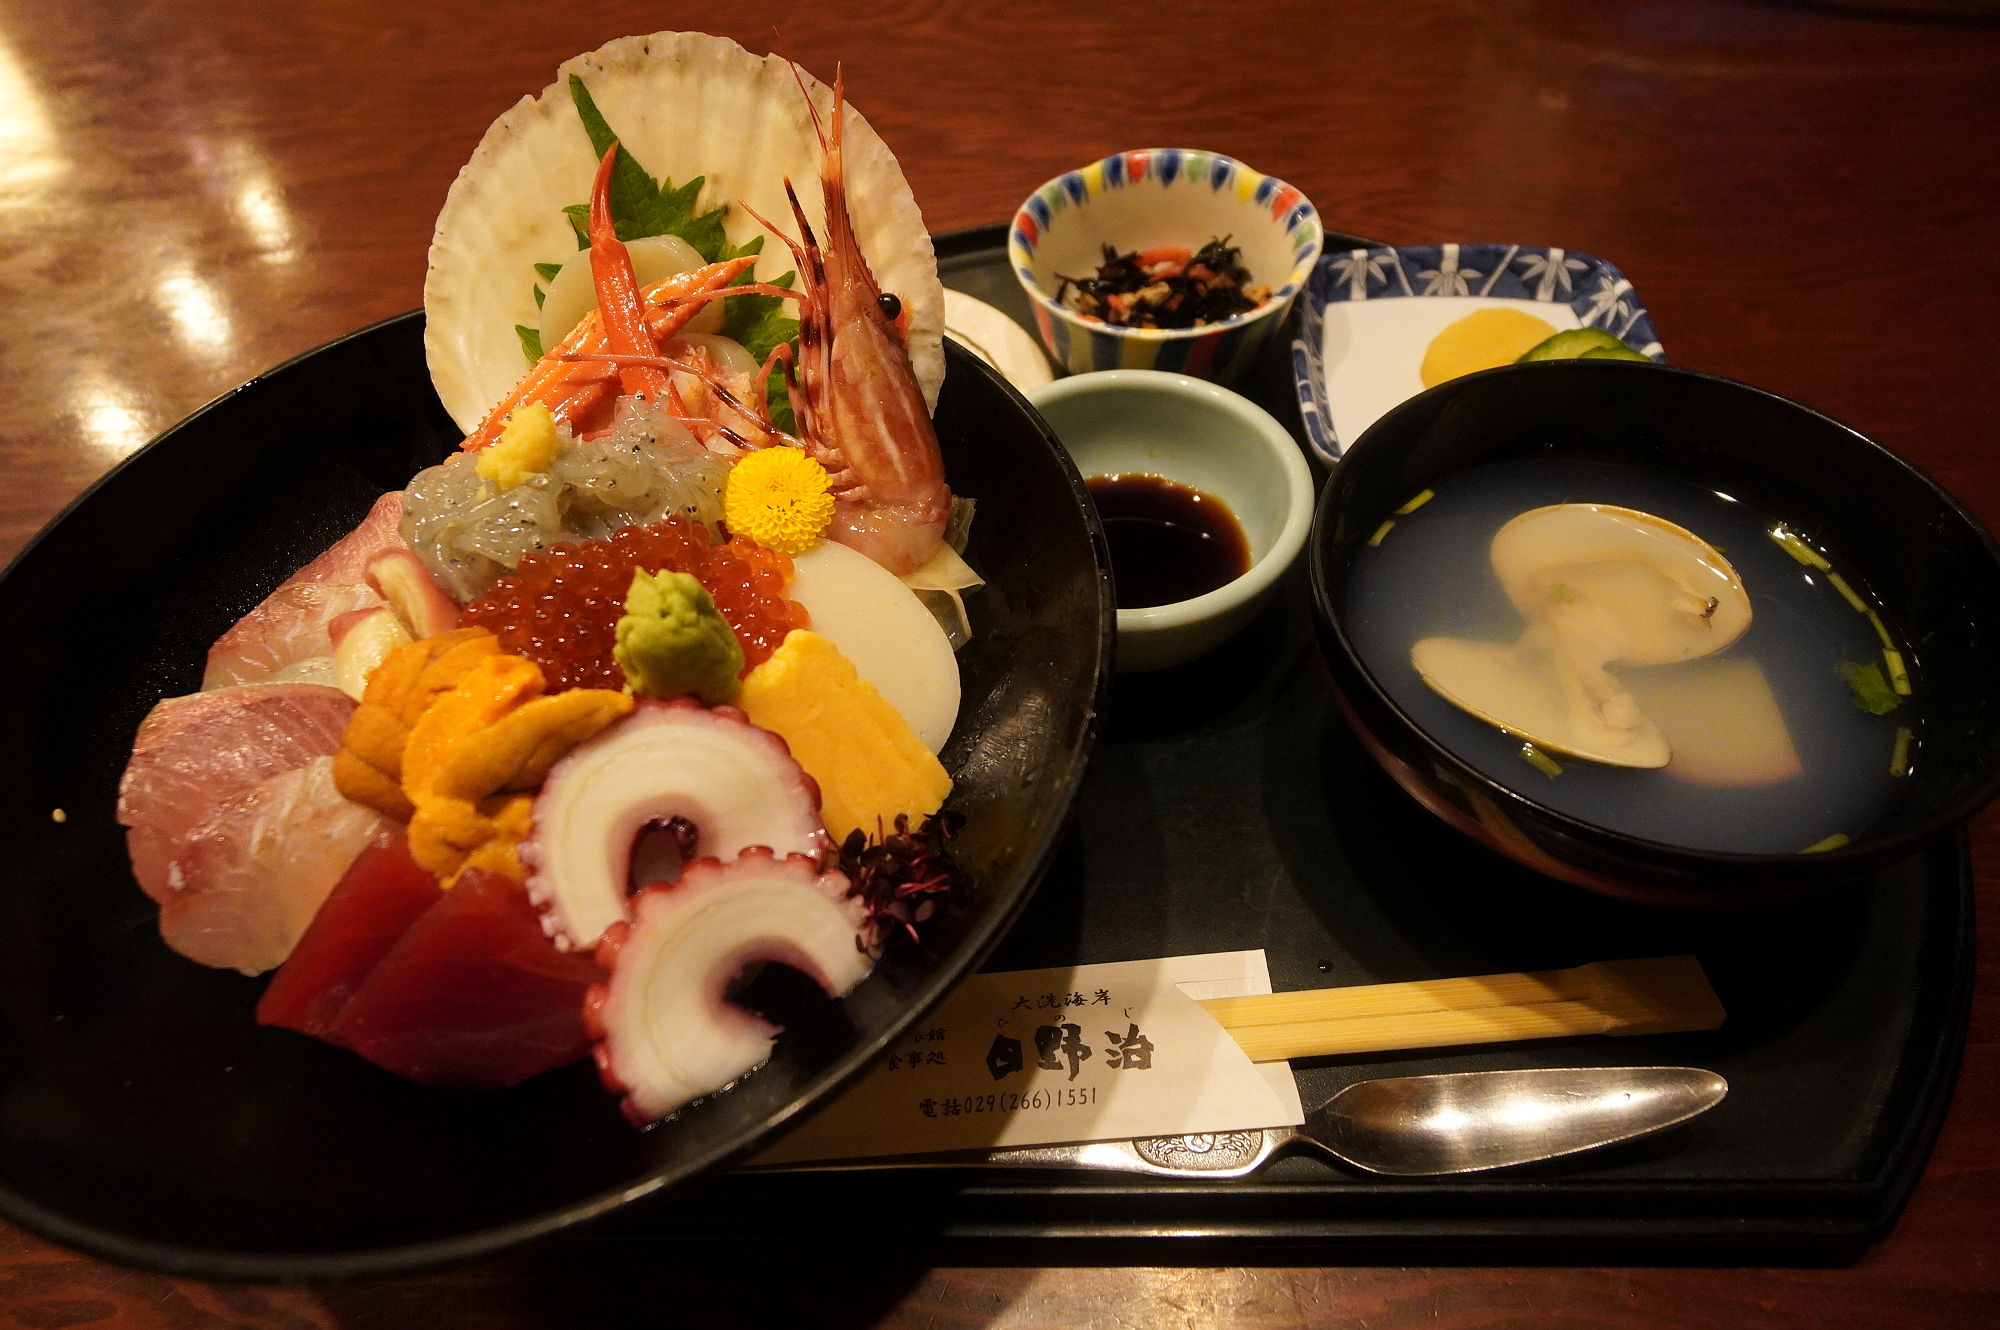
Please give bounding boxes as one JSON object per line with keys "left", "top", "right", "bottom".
{"left": 1028, "top": 370, "right": 1314, "bottom": 671}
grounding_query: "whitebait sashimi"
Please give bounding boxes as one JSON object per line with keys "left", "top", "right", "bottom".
{"left": 401, "top": 402, "right": 731, "bottom": 602}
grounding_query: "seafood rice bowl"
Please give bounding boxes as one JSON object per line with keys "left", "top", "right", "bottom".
{"left": 115, "top": 30, "right": 1007, "bottom": 1129}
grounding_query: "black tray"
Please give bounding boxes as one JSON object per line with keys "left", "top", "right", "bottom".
{"left": 603, "top": 225, "right": 1972, "bottom": 1262}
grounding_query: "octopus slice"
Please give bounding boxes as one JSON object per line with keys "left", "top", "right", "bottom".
{"left": 584, "top": 848, "right": 870, "bottom": 1125}
{"left": 521, "top": 698, "right": 831, "bottom": 952}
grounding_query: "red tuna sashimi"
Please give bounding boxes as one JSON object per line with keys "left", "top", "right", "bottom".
{"left": 154, "top": 755, "right": 391, "bottom": 975}
{"left": 324, "top": 867, "right": 606, "bottom": 1088}
{"left": 203, "top": 490, "right": 409, "bottom": 689}
{"left": 257, "top": 831, "right": 442, "bottom": 1037}
{"left": 119, "top": 682, "right": 358, "bottom": 903}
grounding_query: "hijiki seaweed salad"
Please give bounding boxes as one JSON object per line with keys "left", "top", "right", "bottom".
{"left": 1056, "top": 238, "right": 1270, "bottom": 330}
{"left": 114, "top": 31, "right": 985, "bottom": 1127}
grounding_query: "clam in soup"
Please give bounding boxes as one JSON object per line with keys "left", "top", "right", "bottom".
{"left": 1343, "top": 457, "right": 1914, "bottom": 854}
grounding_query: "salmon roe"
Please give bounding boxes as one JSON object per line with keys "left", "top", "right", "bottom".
{"left": 461, "top": 518, "right": 809, "bottom": 691}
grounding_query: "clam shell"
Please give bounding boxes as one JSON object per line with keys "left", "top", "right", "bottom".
{"left": 424, "top": 31, "right": 944, "bottom": 435}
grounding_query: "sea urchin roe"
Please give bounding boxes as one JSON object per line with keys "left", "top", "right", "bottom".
{"left": 461, "top": 518, "right": 807, "bottom": 690}
{"left": 1055, "top": 238, "right": 1270, "bottom": 330}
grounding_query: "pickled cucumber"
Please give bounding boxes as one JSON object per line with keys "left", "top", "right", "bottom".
{"left": 1516, "top": 327, "right": 1630, "bottom": 362}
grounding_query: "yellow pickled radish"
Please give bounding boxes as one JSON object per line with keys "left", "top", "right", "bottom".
{"left": 1420, "top": 308, "right": 1561, "bottom": 388}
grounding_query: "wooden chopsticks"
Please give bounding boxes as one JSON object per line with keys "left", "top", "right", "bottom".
{"left": 1198, "top": 956, "right": 1725, "bottom": 1063}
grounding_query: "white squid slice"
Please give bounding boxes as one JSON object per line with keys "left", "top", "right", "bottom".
{"left": 585, "top": 848, "right": 871, "bottom": 1125}
{"left": 521, "top": 699, "right": 830, "bottom": 952}
{"left": 423, "top": 30, "right": 944, "bottom": 435}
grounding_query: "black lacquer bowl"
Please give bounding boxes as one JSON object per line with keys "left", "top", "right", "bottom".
{"left": 1309, "top": 359, "right": 2000, "bottom": 907}
{"left": 0, "top": 314, "right": 1112, "bottom": 1278}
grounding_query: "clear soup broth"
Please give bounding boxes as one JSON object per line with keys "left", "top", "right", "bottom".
{"left": 1343, "top": 457, "right": 1914, "bottom": 854}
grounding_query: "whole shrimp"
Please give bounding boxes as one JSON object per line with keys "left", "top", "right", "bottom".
{"left": 751, "top": 65, "right": 952, "bottom": 577}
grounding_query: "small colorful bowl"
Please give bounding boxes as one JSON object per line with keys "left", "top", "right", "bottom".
{"left": 1009, "top": 149, "right": 1324, "bottom": 384}
{"left": 1027, "top": 370, "right": 1315, "bottom": 672}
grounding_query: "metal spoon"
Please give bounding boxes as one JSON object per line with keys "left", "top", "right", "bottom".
{"left": 764, "top": 1066, "right": 1727, "bottom": 1179}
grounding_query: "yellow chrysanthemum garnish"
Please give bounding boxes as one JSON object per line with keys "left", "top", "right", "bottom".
{"left": 724, "top": 446, "right": 836, "bottom": 555}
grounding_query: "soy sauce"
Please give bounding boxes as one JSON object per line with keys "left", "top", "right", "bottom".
{"left": 1086, "top": 472, "right": 1251, "bottom": 608}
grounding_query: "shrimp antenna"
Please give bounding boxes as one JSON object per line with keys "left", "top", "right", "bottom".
{"left": 783, "top": 179, "right": 822, "bottom": 260}
{"left": 767, "top": 26, "right": 829, "bottom": 146}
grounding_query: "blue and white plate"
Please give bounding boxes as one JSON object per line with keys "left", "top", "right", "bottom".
{"left": 1289, "top": 243, "right": 1665, "bottom": 464}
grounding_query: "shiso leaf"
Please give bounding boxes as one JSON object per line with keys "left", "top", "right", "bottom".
{"left": 664, "top": 176, "right": 729, "bottom": 260}
{"left": 569, "top": 75, "right": 709, "bottom": 247}
{"left": 519, "top": 74, "right": 803, "bottom": 387}
{"left": 720, "top": 247, "right": 801, "bottom": 433}
{"left": 720, "top": 242, "right": 801, "bottom": 361}
{"left": 1838, "top": 660, "right": 1901, "bottom": 715}
{"left": 515, "top": 324, "right": 544, "bottom": 362}
{"left": 566, "top": 75, "right": 731, "bottom": 258}
{"left": 760, "top": 365, "right": 798, "bottom": 435}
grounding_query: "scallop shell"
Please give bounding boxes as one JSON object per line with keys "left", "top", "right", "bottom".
{"left": 423, "top": 31, "right": 944, "bottom": 435}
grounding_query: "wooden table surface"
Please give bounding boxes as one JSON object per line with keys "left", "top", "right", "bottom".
{"left": 2, "top": 1, "right": 1995, "bottom": 1325}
